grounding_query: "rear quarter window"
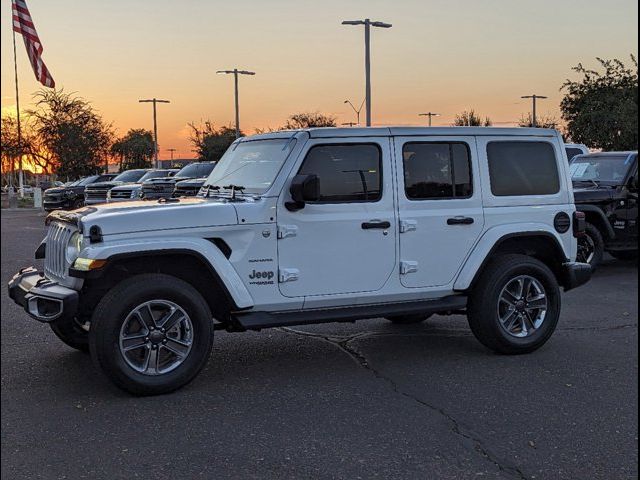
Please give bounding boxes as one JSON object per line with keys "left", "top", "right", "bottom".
{"left": 487, "top": 141, "right": 560, "bottom": 196}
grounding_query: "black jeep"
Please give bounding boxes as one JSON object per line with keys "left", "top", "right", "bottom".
{"left": 43, "top": 174, "right": 117, "bottom": 212}
{"left": 571, "top": 152, "right": 638, "bottom": 268}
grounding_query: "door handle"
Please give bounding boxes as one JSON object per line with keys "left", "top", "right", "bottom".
{"left": 447, "top": 217, "right": 474, "bottom": 225}
{"left": 362, "top": 221, "right": 391, "bottom": 230}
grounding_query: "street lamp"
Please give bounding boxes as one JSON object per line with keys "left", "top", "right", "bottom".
{"left": 342, "top": 19, "right": 392, "bottom": 126}
{"left": 139, "top": 98, "right": 170, "bottom": 169}
{"left": 521, "top": 94, "right": 547, "bottom": 127}
{"left": 418, "top": 112, "right": 441, "bottom": 127}
{"left": 217, "top": 69, "right": 255, "bottom": 138}
{"left": 344, "top": 99, "right": 365, "bottom": 125}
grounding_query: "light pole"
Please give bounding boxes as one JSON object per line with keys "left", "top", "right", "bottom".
{"left": 167, "top": 148, "right": 176, "bottom": 161}
{"left": 418, "top": 112, "right": 441, "bottom": 127}
{"left": 139, "top": 98, "right": 170, "bottom": 169}
{"left": 344, "top": 99, "right": 365, "bottom": 125}
{"left": 342, "top": 19, "right": 392, "bottom": 126}
{"left": 217, "top": 69, "right": 255, "bottom": 138}
{"left": 521, "top": 94, "right": 547, "bottom": 127}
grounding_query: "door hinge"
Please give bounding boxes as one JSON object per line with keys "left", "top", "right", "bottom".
{"left": 279, "top": 268, "right": 300, "bottom": 283}
{"left": 399, "top": 219, "right": 417, "bottom": 233}
{"left": 399, "top": 261, "right": 418, "bottom": 275}
{"left": 277, "top": 225, "right": 298, "bottom": 239}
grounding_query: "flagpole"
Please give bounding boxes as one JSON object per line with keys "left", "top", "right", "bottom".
{"left": 11, "top": 22, "right": 24, "bottom": 196}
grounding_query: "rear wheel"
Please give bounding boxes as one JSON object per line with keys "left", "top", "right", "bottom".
{"left": 576, "top": 222, "right": 604, "bottom": 270}
{"left": 467, "top": 254, "right": 561, "bottom": 355}
{"left": 89, "top": 274, "right": 214, "bottom": 395}
{"left": 385, "top": 313, "right": 432, "bottom": 324}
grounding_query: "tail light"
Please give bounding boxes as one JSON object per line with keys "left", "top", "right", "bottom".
{"left": 573, "top": 211, "right": 586, "bottom": 238}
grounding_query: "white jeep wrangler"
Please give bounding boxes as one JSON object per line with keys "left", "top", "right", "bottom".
{"left": 9, "top": 127, "right": 592, "bottom": 395}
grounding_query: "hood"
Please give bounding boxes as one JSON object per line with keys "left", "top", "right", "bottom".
{"left": 573, "top": 187, "right": 616, "bottom": 204}
{"left": 85, "top": 180, "right": 128, "bottom": 190}
{"left": 72, "top": 197, "right": 238, "bottom": 236}
{"left": 45, "top": 186, "right": 83, "bottom": 194}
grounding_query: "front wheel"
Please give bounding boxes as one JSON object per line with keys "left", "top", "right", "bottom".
{"left": 50, "top": 317, "right": 89, "bottom": 352}
{"left": 576, "top": 222, "right": 604, "bottom": 270}
{"left": 89, "top": 274, "right": 214, "bottom": 395}
{"left": 467, "top": 254, "right": 561, "bottom": 355}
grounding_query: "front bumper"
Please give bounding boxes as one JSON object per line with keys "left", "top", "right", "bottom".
{"left": 8, "top": 267, "right": 79, "bottom": 323}
{"left": 562, "top": 262, "right": 592, "bottom": 291}
{"left": 44, "top": 199, "right": 72, "bottom": 211}
{"left": 84, "top": 198, "right": 107, "bottom": 205}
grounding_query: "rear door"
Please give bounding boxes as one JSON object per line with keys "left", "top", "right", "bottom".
{"left": 394, "top": 136, "right": 484, "bottom": 288}
{"left": 276, "top": 138, "right": 397, "bottom": 298}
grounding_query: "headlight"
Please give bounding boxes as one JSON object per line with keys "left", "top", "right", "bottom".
{"left": 65, "top": 232, "right": 83, "bottom": 264}
{"left": 131, "top": 189, "right": 140, "bottom": 198}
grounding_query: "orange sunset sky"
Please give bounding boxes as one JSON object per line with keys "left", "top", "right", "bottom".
{"left": 1, "top": 0, "right": 638, "bottom": 160}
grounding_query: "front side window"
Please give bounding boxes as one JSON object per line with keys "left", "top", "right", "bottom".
{"left": 298, "top": 144, "right": 382, "bottom": 202}
{"left": 113, "top": 170, "right": 147, "bottom": 183}
{"left": 565, "top": 147, "right": 583, "bottom": 161}
{"left": 403, "top": 142, "right": 472, "bottom": 200}
{"left": 487, "top": 141, "right": 560, "bottom": 196}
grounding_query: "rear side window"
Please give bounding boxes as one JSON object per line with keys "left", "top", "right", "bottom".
{"left": 298, "top": 144, "right": 381, "bottom": 202}
{"left": 487, "top": 141, "right": 560, "bottom": 196}
{"left": 403, "top": 142, "right": 472, "bottom": 199}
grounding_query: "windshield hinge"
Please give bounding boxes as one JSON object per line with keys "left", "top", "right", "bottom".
{"left": 277, "top": 225, "right": 298, "bottom": 239}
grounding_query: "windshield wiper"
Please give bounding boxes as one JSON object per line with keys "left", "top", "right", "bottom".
{"left": 200, "top": 185, "right": 221, "bottom": 197}
{"left": 222, "top": 184, "right": 245, "bottom": 200}
{"left": 573, "top": 179, "right": 600, "bottom": 188}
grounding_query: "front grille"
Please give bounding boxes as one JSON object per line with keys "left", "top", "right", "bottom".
{"left": 44, "top": 194, "right": 62, "bottom": 202}
{"left": 142, "top": 183, "right": 174, "bottom": 198}
{"left": 44, "top": 222, "right": 76, "bottom": 282}
{"left": 110, "top": 189, "right": 134, "bottom": 199}
{"left": 172, "top": 185, "right": 201, "bottom": 197}
{"left": 85, "top": 188, "right": 109, "bottom": 199}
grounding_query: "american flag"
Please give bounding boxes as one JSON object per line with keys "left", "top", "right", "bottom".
{"left": 12, "top": 0, "right": 55, "bottom": 88}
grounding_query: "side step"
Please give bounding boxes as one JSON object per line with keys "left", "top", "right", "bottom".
{"left": 232, "top": 295, "right": 467, "bottom": 331}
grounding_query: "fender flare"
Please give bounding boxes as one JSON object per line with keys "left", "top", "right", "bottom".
{"left": 77, "top": 237, "right": 254, "bottom": 309}
{"left": 575, "top": 205, "right": 615, "bottom": 240}
{"left": 454, "top": 224, "right": 569, "bottom": 291}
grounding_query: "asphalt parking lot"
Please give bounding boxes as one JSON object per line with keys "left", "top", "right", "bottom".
{"left": 1, "top": 210, "right": 637, "bottom": 480}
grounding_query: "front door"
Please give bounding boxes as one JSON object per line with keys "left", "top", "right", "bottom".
{"left": 276, "top": 138, "right": 397, "bottom": 298}
{"left": 394, "top": 136, "right": 484, "bottom": 288}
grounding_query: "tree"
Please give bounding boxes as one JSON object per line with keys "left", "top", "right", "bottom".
{"left": 1, "top": 114, "right": 57, "bottom": 181}
{"left": 561, "top": 56, "right": 638, "bottom": 150}
{"left": 518, "top": 113, "right": 559, "bottom": 129}
{"left": 453, "top": 109, "right": 492, "bottom": 127}
{"left": 282, "top": 112, "right": 337, "bottom": 129}
{"left": 27, "top": 89, "right": 113, "bottom": 179}
{"left": 188, "top": 121, "right": 238, "bottom": 162}
{"left": 110, "top": 129, "right": 154, "bottom": 170}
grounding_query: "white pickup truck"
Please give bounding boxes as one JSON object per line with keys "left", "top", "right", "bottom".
{"left": 9, "top": 127, "right": 592, "bottom": 395}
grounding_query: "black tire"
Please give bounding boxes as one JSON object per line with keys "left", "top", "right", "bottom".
{"left": 89, "top": 273, "right": 214, "bottom": 396}
{"left": 467, "top": 254, "right": 561, "bottom": 355}
{"left": 385, "top": 313, "right": 433, "bottom": 324}
{"left": 50, "top": 317, "right": 89, "bottom": 352}
{"left": 576, "top": 222, "right": 604, "bottom": 270}
{"left": 609, "top": 250, "right": 638, "bottom": 261}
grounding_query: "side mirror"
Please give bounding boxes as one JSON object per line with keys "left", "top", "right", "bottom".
{"left": 286, "top": 174, "right": 320, "bottom": 211}
{"left": 629, "top": 175, "right": 638, "bottom": 191}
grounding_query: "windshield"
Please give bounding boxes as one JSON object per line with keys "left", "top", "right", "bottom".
{"left": 565, "top": 148, "right": 584, "bottom": 161}
{"left": 204, "top": 138, "right": 297, "bottom": 194}
{"left": 570, "top": 155, "right": 634, "bottom": 184}
{"left": 113, "top": 170, "right": 147, "bottom": 183}
{"left": 77, "top": 175, "right": 98, "bottom": 186}
{"left": 139, "top": 170, "right": 173, "bottom": 182}
{"left": 176, "top": 162, "right": 216, "bottom": 179}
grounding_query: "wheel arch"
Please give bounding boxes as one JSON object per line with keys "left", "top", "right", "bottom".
{"left": 577, "top": 205, "right": 615, "bottom": 240}
{"left": 455, "top": 230, "right": 570, "bottom": 292}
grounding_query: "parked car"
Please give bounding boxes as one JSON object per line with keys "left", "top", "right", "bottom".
{"left": 141, "top": 162, "right": 217, "bottom": 200}
{"left": 37, "top": 180, "right": 64, "bottom": 190}
{"left": 107, "top": 169, "right": 179, "bottom": 203}
{"left": 44, "top": 174, "right": 118, "bottom": 211}
{"left": 564, "top": 143, "right": 589, "bottom": 162}
{"left": 172, "top": 177, "right": 208, "bottom": 197}
{"left": 571, "top": 151, "right": 638, "bottom": 268}
{"left": 84, "top": 169, "right": 150, "bottom": 205}
{"left": 9, "top": 127, "right": 591, "bottom": 395}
